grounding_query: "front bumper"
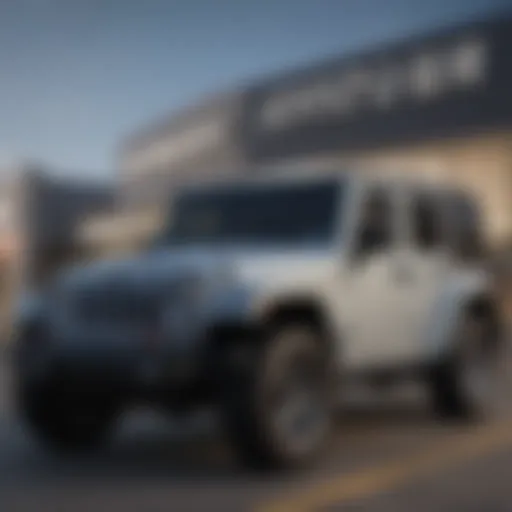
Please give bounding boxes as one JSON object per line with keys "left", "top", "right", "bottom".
{"left": 12, "top": 329, "right": 209, "bottom": 404}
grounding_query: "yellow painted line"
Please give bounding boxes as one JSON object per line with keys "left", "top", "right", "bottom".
{"left": 258, "top": 420, "right": 512, "bottom": 512}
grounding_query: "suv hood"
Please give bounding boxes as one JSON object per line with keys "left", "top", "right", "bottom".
{"left": 59, "top": 245, "right": 338, "bottom": 292}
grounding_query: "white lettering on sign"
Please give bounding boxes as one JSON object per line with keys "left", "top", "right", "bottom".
{"left": 373, "top": 66, "right": 404, "bottom": 110}
{"left": 450, "top": 38, "right": 488, "bottom": 86}
{"left": 410, "top": 52, "right": 446, "bottom": 100}
{"left": 259, "top": 37, "right": 489, "bottom": 131}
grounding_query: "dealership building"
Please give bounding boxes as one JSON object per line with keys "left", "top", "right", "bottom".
{"left": 81, "top": 15, "right": 512, "bottom": 254}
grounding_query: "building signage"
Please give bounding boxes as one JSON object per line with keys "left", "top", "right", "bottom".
{"left": 259, "top": 38, "right": 488, "bottom": 131}
{"left": 240, "top": 17, "right": 512, "bottom": 161}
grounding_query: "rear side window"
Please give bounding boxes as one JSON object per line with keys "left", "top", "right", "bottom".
{"left": 411, "top": 192, "right": 443, "bottom": 249}
{"left": 449, "top": 193, "right": 484, "bottom": 258}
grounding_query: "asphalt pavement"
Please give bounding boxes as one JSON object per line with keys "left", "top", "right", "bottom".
{"left": 1, "top": 352, "right": 512, "bottom": 512}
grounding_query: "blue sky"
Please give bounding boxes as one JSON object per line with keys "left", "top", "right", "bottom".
{"left": 0, "top": 0, "right": 510, "bottom": 180}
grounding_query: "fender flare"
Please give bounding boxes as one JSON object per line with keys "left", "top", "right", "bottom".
{"left": 209, "top": 293, "right": 340, "bottom": 356}
{"left": 424, "top": 272, "right": 498, "bottom": 362}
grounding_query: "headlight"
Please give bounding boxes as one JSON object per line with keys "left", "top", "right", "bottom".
{"left": 160, "top": 270, "right": 232, "bottom": 342}
{"left": 15, "top": 291, "right": 44, "bottom": 325}
{"left": 11, "top": 291, "right": 50, "bottom": 354}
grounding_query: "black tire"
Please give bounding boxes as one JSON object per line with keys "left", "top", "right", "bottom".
{"left": 220, "top": 323, "right": 335, "bottom": 471}
{"left": 18, "top": 386, "right": 118, "bottom": 454}
{"left": 429, "top": 311, "right": 500, "bottom": 421}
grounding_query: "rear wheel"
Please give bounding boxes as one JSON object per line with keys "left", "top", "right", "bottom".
{"left": 429, "top": 312, "right": 502, "bottom": 421}
{"left": 220, "top": 323, "right": 335, "bottom": 471}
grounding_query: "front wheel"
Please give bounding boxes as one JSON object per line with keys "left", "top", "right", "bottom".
{"left": 220, "top": 323, "right": 335, "bottom": 471}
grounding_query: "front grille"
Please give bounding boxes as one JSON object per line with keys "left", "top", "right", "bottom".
{"left": 75, "top": 286, "right": 162, "bottom": 327}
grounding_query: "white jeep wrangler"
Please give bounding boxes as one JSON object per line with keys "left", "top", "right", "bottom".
{"left": 12, "top": 170, "right": 503, "bottom": 470}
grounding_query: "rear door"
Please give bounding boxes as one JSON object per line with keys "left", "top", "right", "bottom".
{"left": 397, "top": 188, "right": 452, "bottom": 363}
{"left": 341, "top": 184, "right": 413, "bottom": 369}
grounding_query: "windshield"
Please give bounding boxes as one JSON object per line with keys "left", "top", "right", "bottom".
{"left": 159, "top": 179, "right": 343, "bottom": 247}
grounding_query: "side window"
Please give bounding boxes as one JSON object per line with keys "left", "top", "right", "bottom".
{"left": 451, "top": 194, "right": 484, "bottom": 259}
{"left": 411, "top": 193, "right": 443, "bottom": 250}
{"left": 355, "top": 188, "right": 394, "bottom": 257}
